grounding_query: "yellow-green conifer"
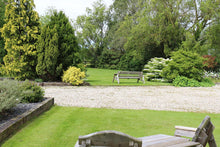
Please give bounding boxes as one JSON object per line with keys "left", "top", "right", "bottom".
{"left": 1, "top": 0, "right": 40, "bottom": 79}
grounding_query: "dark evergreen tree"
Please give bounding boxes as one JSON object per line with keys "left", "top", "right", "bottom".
{"left": 36, "top": 10, "right": 79, "bottom": 81}
{"left": 48, "top": 10, "right": 79, "bottom": 71}
{"left": 36, "top": 26, "right": 59, "bottom": 81}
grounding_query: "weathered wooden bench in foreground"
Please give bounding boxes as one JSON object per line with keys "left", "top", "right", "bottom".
{"left": 113, "top": 71, "right": 145, "bottom": 84}
{"left": 75, "top": 116, "right": 216, "bottom": 147}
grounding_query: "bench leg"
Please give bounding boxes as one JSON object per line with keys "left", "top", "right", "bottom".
{"left": 142, "top": 76, "right": 145, "bottom": 84}
{"left": 117, "top": 76, "right": 120, "bottom": 84}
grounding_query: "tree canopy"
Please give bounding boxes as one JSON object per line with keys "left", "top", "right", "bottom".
{"left": 75, "top": 0, "right": 220, "bottom": 71}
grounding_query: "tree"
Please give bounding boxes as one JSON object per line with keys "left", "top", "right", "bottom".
{"left": 39, "top": 7, "right": 54, "bottom": 27}
{"left": 36, "top": 25, "right": 59, "bottom": 81}
{"left": 75, "top": 0, "right": 109, "bottom": 67}
{"left": 36, "top": 10, "right": 79, "bottom": 81}
{"left": 0, "top": 0, "right": 6, "bottom": 64}
{"left": 1, "top": 0, "right": 40, "bottom": 79}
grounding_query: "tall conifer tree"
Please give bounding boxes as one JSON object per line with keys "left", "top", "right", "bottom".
{"left": 36, "top": 10, "right": 79, "bottom": 81}
{"left": 48, "top": 10, "right": 79, "bottom": 72}
{"left": 0, "top": 0, "right": 6, "bottom": 64}
{"left": 36, "top": 25, "right": 59, "bottom": 81}
{"left": 1, "top": 0, "right": 40, "bottom": 79}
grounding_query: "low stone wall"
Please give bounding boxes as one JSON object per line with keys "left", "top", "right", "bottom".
{"left": 0, "top": 97, "right": 54, "bottom": 144}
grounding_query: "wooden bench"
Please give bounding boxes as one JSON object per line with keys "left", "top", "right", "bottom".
{"left": 75, "top": 130, "right": 142, "bottom": 147}
{"left": 75, "top": 116, "right": 216, "bottom": 147}
{"left": 113, "top": 71, "right": 145, "bottom": 84}
{"left": 174, "top": 115, "right": 216, "bottom": 147}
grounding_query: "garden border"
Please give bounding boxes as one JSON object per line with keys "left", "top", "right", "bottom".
{"left": 0, "top": 97, "right": 54, "bottom": 144}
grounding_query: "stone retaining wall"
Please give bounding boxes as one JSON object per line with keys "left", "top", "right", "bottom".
{"left": 0, "top": 97, "right": 54, "bottom": 144}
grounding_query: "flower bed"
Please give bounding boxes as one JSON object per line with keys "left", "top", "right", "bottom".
{"left": 0, "top": 97, "right": 54, "bottom": 144}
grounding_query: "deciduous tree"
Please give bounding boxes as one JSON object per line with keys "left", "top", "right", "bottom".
{"left": 75, "top": 0, "right": 109, "bottom": 67}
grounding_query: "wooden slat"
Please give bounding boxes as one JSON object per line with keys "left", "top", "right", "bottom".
{"left": 175, "top": 126, "right": 197, "bottom": 132}
{"left": 192, "top": 116, "right": 210, "bottom": 142}
{"left": 118, "top": 77, "right": 141, "bottom": 79}
{"left": 118, "top": 71, "right": 143, "bottom": 75}
{"left": 139, "top": 134, "right": 173, "bottom": 144}
{"left": 168, "top": 141, "right": 201, "bottom": 147}
{"left": 78, "top": 130, "right": 142, "bottom": 147}
{"left": 141, "top": 136, "right": 189, "bottom": 147}
{"left": 174, "top": 126, "right": 197, "bottom": 138}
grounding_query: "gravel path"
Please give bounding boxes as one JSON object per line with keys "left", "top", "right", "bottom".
{"left": 44, "top": 85, "right": 220, "bottom": 113}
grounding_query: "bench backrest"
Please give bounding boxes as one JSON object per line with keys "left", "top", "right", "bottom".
{"left": 77, "top": 130, "right": 142, "bottom": 147}
{"left": 175, "top": 116, "right": 216, "bottom": 147}
{"left": 118, "top": 71, "right": 143, "bottom": 77}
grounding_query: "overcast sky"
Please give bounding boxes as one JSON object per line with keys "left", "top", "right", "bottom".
{"left": 35, "top": 0, "right": 113, "bottom": 21}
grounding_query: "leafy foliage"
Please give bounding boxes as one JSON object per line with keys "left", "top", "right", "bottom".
{"left": 162, "top": 50, "right": 205, "bottom": 82}
{"left": 62, "top": 67, "right": 86, "bottom": 86}
{"left": 143, "top": 57, "right": 170, "bottom": 82}
{"left": 118, "top": 51, "right": 144, "bottom": 71}
{"left": 0, "top": 79, "right": 22, "bottom": 113}
{"left": 20, "top": 80, "right": 44, "bottom": 103}
{"left": 0, "top": 0, "right": 40, "bottom": 80}
{"left": 173, "top": 76, "right": 214, "bottom": 87}
{"left": 203, "top": 55, "right": 218, "bottom": 71}
{"left": 75, "top": 0, "right": 109, "bottom": 67}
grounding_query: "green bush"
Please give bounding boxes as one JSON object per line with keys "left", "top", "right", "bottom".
{"left": 97, "top": 49, "right": 122, "bottom": 69}
{"left": 20, "top": 80, "right": 45, "bottom": 103}
{"left": 162, "top": 50, "right": 205, "bottom": 82}
{"left": 0, "top": 79, "right": 23, "bottom": 113}
{"left": 173, "top": 76, "right": 215, "bottom": 87}
{"left": 118, "top": 52, "right": 144, "bottom": 71}
{"left": 143, "top": 57, "right": 170, "bottom": 82}
{"left": 35, "top": 78, "right": 43, "bottom": 82}
{"left": 62, "top": 66, "right": 86, "bottom": 85}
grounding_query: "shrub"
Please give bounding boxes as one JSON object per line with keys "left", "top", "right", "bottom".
{"left": 203, "top": 71, "right": 219, "bottom": 79}
{"left": 143, "top": 57, "right": 171, "bottom": 82}
{"left": 173, "top": 76, "right": 214, "bottom": 87}
{"left": 97, "top": 49, "right": 122, "bottom": 69}
{"left": 0, "top": 79, "right": 23, "bottom": 113}
{"left": 62, "top": 66, "right": 86, "bottom": 85}
{"left": 162, "top": 50, "right": 205, "bottom": 82}
{"left": 118, "top": 52, "right": 144, "bottom": 71}
{"left": 35, "top": 78, "right": 43, "bottom": 82}
{"left": 20, "top": 80, "right": 45, "bottom": 103}
{"left": 203, "top": 55, "right": 218, "bottom": 71}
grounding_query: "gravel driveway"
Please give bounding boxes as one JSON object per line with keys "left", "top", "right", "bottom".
{"left": 44, "top": 85, "right": 220, "bottom": 113}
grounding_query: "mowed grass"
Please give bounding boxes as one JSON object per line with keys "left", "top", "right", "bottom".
{"left": 2, "top": 106, "right": 220, "bottom": 146}
{"left": 86, "top": 68, "right": 171, "bottom": 86}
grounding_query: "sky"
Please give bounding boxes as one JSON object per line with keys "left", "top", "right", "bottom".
{"left": 34, "top": 0, "right": 113, "bottom": 21}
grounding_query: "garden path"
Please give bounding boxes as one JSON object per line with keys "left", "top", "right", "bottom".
{"left": 44, "top": 85, "right": 220, "bottom": 113}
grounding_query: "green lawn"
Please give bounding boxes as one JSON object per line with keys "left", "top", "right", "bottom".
{"left": 86, "top": 68, "right": 171, "bottom": 86}
{"left": 2, "top": 106, "right": 220, "bottom": 146}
